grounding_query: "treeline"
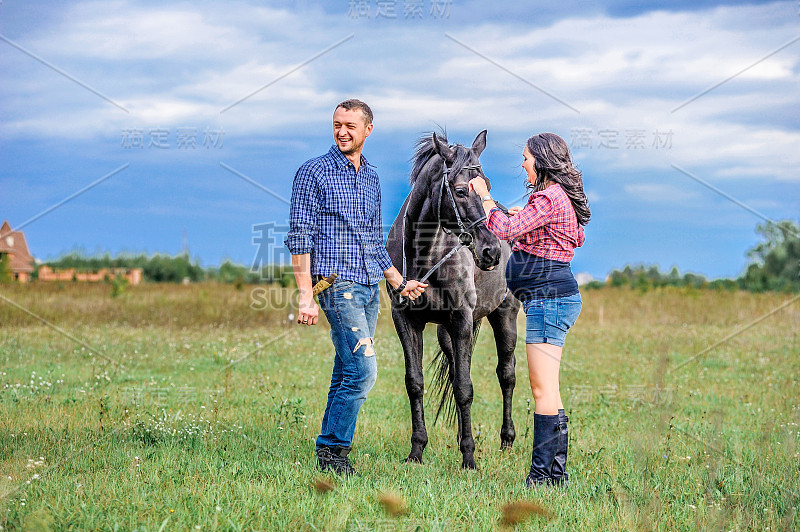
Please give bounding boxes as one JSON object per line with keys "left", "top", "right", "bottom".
{"left": 13, "top": 219, "right": 798, "bottom": 292}
{"left": 37, "top": 253, "right": 294, "bottom": 285}
{"left": 596, "top": 265, "right": 738, "bottom": 291}
{"left": 598, "top": 220, "right": 799, "bottom": 293}
{"left": 739, "top": 220, "right": 800, "bottom": 292}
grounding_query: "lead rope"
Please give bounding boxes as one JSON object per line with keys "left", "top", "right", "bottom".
{"left": 400, "top": 186, "right": 413, "bottom": 281}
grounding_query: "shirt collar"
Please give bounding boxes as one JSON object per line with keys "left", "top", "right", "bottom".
{"left": 328, "top": 145, "right": 376, "bottom": 170}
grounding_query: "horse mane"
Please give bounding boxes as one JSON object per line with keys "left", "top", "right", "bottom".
{"left": 409, "top": 130, "right": 474, "bottom": 188}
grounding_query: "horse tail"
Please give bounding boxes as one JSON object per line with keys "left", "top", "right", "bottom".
{"left": 430, "top": 344, "right": 454, "bottom": 425}
{"left": 431, "top": 320, "right": 482, "bottom": 425}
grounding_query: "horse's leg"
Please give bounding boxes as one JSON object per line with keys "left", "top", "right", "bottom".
{"left": 446, "top": 311, "right": 477, "bottom": 469}
{"left": 487, "top": 294, "right": 520, "bottom": 450}
{"left": 392, "top": 308, "right": 427, "bottom": 463}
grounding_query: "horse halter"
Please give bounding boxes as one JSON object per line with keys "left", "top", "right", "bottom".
{"left": 435, "top": 162, "right": 487, "bottom": 249}
{"left": 396, "top": 160, "right": 488, "bottom": 305}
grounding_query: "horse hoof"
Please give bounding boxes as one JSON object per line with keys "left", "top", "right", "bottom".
{"left": 405, "top": 455, "right": 423, "bottom": 465}
{"left": 500, "top": 441, "right": 514, "bottom": 451}
{"left": 461, "top": 459, "right": 477, "bottom": 470}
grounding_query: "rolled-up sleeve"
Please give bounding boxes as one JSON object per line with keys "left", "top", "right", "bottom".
{"left": 284, "top": 163, "right": 321, "bottom": 255}
{"left": 486, "top": 194, "right": 554, "bottom": 241}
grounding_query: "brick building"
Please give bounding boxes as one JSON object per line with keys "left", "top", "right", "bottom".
{"left": 0, "top": 220, "right": 142, "bottom": 285}
{"left": 37, "top": 265, "right": 143, "bottom": 285}
{"left": 0, "top": 220, "right": 35, "bottom": 282}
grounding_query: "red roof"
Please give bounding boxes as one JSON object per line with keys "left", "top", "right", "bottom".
{"left": 0, "top": 220, "right": 34, "bottom": 273}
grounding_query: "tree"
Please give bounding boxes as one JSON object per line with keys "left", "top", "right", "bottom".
{"left": 0, "top": 253, "right": 11, "bottom": 283}
{"left": 740, "top": 220, "right": 800, "bottom": 292}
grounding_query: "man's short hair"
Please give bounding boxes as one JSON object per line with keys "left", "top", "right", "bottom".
{"left": 336, "top": 99, "right": 373, "bottom": 125}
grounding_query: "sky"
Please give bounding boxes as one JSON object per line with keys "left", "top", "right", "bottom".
{"left": 1, "top": 0, "right": 798, "bottom": 280}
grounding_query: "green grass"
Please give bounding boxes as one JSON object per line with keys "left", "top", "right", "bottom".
{"left": 1, "top": 283, "right": 799, "bottom": 530}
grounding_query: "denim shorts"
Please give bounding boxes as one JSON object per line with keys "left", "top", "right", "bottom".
{"left": 522, "top": 292, "right": 582, "bottom": 346}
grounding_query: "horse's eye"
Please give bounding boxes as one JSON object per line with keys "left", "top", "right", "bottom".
{"left": 455, "top": 188, "right": 469, "bottom": 197}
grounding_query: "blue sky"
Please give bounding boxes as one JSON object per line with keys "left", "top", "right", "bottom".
{"left": 1, "top": 0, "right": 798, "bottom": 280}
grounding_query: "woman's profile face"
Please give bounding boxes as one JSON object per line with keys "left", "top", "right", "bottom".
{"left": 522, "top": 146, "right": 537, "bottom": 186}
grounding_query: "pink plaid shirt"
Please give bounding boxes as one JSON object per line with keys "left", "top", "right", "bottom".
{"left": 486, "top": 183, "right": 585, "bottom": 262}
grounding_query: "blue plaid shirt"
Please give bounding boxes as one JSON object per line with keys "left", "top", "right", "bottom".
{"left": 285, "top": 145, "right": 393, "bottom": 286}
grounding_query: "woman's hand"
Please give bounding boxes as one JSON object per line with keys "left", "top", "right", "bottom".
{"left": 468, "top": 177, "right": 489, "bottom": 198}
{"left": 508, "top": 206, "right": 523, "bottom": 216}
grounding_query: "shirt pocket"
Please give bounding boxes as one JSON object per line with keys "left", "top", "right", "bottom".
{"left": 321, "top": 186, "right": 343, "bottom": 214}
{"left": 357, "top": 175, "right": 379, "bottom": 219}
{"left": 320, "top": 172, "right": 350, "bottom": 214}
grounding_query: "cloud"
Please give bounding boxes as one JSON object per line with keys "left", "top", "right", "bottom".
{"left": 1, "top": 0, "right": 798, "bottom": 182}
{"left": 623, "top": 183, "right": 700, "bottom": 202}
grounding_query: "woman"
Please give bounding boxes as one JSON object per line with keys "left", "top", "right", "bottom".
{"left": 469, "top": 132, "right": 590, "bottom": 487}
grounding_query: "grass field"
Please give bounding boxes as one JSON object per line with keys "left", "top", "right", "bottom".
{"left": 1, "top": 283, "right": 798, "bottom": 530}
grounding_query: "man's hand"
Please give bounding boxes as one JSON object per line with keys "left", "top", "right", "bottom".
{"left": 298, "top": 292, "right": 319, "bottom": 326}
{"left": 384, "top": 266, "right": 427, "bottom": 301}
{"left": 292, "top": 254, "right": 319, "bottom": 326}
{"left": 400, "top": 279, "right": 428, "bottom": 301}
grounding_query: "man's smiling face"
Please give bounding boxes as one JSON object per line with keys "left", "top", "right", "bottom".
{"left": 332, "top": 106, "right": 373, "bottom": 156}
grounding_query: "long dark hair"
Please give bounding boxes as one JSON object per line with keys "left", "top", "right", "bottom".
{"left": 526, "top": 132, "right": 591, "bottom": 226}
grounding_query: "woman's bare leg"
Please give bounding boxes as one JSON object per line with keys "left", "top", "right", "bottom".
{"left": 526, "top": 342, "right": 563, "bottom": 415}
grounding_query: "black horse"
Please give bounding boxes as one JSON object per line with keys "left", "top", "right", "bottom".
{"left": 386, "top": 131, "right": 520, "bottom": 469}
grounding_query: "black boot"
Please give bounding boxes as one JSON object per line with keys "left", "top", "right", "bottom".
{"left": 525, "top": 413, "right": 560, "bottom": 487}
{"left": 316, "top": 446, "right": 333, "bottom": 471}
{"left": 550, "top": 409, "right": 569, "bottom": 486}
{"left": 328, "top": 446, "right": 358, "bottom": 477}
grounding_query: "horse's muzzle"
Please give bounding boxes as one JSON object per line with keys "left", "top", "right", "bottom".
{"left": 476, "top": 245, "right": 501, "bottom": 271}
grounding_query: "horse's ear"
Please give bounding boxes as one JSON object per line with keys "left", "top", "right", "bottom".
{"left": 471, "top": 130, "right": 487, "bottom": 157}
{"left": 432, "top": 132, "right": 455, "bottom": 163}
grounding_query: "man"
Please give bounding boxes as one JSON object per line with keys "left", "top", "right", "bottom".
{"left": 285, "top": 99, "right": 427, "bottom": 476}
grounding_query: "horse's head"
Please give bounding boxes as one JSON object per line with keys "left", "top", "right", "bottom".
{"left": 431, "top": 130, "right": 501, "bottom": 271}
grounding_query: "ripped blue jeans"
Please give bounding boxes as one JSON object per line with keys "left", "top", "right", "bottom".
{"left": 315, "top": 279, "right": 379, "bottom": 450}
